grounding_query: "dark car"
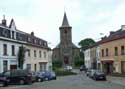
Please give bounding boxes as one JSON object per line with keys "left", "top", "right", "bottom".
{"left": 0, "top": 73, "right": 8, "bottom": 87}
{"left": 0, "top": 69, "right": 34, "bottom": 85}
{"left": 42, "top": 71, "right": 56, "bottom": 81}
{"left": 79, "top": 65, "right": 86, "bottom": 72}
{"left": 93, "top": 70, "right": 106, "bottom": 81}
{"left": 34, "top": 71, "right": 44, "bottom": 82}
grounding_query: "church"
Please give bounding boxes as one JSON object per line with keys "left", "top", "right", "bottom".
{"left": 52, "top": 12, "right": 80, "bottom": 67}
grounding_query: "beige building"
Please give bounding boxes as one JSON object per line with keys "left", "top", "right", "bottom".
{"left": 100, "top": 25, "right": 125, "bottom": 74}
{"left": 24, "top": 44, "right": 51, "bottom": 71}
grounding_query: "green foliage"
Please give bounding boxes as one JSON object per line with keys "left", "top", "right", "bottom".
{"left": 74, "top": 56, "right": 84, "bottom": 67}
{"left": 78, "top": 38, "right": 96, "bottom": 51}
{"left": 74, "top": 59, "right": 84, "bottom": 67}
{"left": 52, "top": 59, "right": 62, "bottom": 69}
{"left": 18, "top": 46, "right": 25, "bottom": 69}
{"left": 54, "top": 69, "right": 77, "bottom": 76}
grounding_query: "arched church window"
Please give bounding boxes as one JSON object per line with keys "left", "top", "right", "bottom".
{"left": 64, "top": 30, "right": 67, "bottom": 34}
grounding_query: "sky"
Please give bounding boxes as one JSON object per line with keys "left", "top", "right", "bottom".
{"left": 0, "top": 0, "right": 125, "bottom": 48}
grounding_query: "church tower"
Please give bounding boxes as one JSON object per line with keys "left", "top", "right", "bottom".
{"left": 52, "top": 12, "right": 80, "bottom": 67}
{"left": 59, "top": 12, "right": 73, "bottom": 66}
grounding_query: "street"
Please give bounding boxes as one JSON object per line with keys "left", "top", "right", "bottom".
{"left": 1, "top": 73, "right": 125, "bottom": 89}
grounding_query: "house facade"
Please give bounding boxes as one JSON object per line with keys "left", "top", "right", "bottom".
{"left": 0, "top": 16, "right": 51, "bottom": 73}
{"left": 84, "top": 49, "right": 91, "bottom": 69}
{"left": 84, "top": 43, "right": 99, "bottom": 69}
{"left": 100, "top": 25, "right": 125, "bottom": 74}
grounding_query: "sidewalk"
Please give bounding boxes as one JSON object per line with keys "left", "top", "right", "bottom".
{"left": 107, "top": 76, "right": 125, "bottom": 86}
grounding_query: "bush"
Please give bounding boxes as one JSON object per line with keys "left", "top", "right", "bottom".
{"left": 54, "top": 69, "right": 77, "bottom": 76}
{"left": 74, "top": 59, "right": 84, "bottom": 67}
{"left": 52, "top": 59, "right": 62, "bottom": 70}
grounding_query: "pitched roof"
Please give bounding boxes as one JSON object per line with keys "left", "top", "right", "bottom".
{"left": 100, "top": 29, "right": 125, "bottom": 44}
{"left": 61, "top": 12, "right": 70, "bottom": 27}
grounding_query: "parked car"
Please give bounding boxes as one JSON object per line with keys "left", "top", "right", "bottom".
{"left": 86, "top": 69, "right": 91, "bottom": 76}
{"left": 42, "top": 71, "right": 56, "bottom": 81}
{"left": 34, "top": 71, "right": 44, "bottom": 82}
{"left": 0, "top": 69, "right": 34, "bottom": 85}
{"left": 93, "top": 70, "right": 106, "bottom": 81}
{"left": 64, "top": 66, "right": 72, "bottom": 71}
{"left": 89, "top": 69, "right": 97, "bottom": 78}
{"left": 79, "top": 65, "right": 86, "bottom": 71}
{"left": 0, "top": 73, "right": 8, "bottom": 87}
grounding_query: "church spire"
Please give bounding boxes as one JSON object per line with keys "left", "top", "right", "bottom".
{"left": 61, "top": 12, "right": 70, "bottom": 27}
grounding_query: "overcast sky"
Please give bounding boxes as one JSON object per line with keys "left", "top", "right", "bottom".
{"left": 0, "top": 0, "right": 125, "bottom": 48}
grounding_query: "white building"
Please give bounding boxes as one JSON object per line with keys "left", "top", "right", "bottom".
{"left": 0, "top": 16, "right": 52, "bottom": 73}
{"left": 96, "top": 46, "right": 101, "bottom": 70}
{"left": 84, "top": 49, "right": 91, "bottom": 69}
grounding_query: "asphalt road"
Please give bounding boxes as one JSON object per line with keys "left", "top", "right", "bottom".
{"left": 1, "top": 72, "right": 125, "bottom": 89}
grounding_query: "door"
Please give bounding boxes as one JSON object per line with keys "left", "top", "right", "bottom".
{"left": 10, "top": 65, "right": 17, "bottom": 70}
{"left": 64, "top": 56, "right": 69, "bottom": 65}
{"left": 122, "top": 61, "right": 125, "bottom": 73}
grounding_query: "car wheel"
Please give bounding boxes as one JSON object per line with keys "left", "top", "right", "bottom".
{"left": 0, "top": 82, "right": 5, "bottom": 87}
{"left": 45, "top": 77, "right": 49, "bottom": 81}
{"left": 19, "top": 80, "right": 25, "bottom": 85}
{"left": 38, "top": 78, "right": 42, "bottom": 82}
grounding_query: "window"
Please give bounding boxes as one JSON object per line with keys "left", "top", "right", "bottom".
{"left": 12, "top": 45, "right": 15, "bottom": 56}
{"left": 28, "top": 37, "right": 31, "bottom": 42}
{"left": 3, "top": 44, "right": 7, "bottom": 55}
{"left": 39, "top": 51, "right": 41, "bottom": 58}
{"left": 106, "top": 48, "right": 108, "bottom": 56}
{"left": 64, "top": 30, "right": 67, "bottom": 34}
{"left": 121, "top": 46, "right": 125, "bottom": 55}
{"left": 28, "top": 49, "right": 30, "bottom": 57}
{"left": 44, "top": 51, "right": 46, "bottom": 58}
{"left": 101, "top": 49, "right": 104, "bottom": 57}
{"left": 27, "top": 64, "right": 31, "bottom": 71}
{"left": 115, "top": 47, "right": 118, "bottom": 56}
{"left": 34, "top": 50, "right": 36, "bottom": 57}
{"left": 12, "top": 31, "right": 15, "bottom": 39}
{"left": 34, "top": 64, "right": 37, "bottom": 71}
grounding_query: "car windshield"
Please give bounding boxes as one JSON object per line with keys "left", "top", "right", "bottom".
{"left": 96, "top": 70, "right": 104, "bottom": 74}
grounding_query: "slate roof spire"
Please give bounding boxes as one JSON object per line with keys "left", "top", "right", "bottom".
{"left": 61, "top": 12, "right": 70, "bottom": 27}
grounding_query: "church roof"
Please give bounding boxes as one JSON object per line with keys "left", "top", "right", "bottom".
{"left": 61, "top": 12, "right": 70, "bottom": 27}
{"left": 72, "top": 43, "right": 79, "bottom": 49}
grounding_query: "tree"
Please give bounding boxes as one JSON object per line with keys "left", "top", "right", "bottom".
{"left": 78, "top": 38, "right": 96, "bottom": 66}
{"left": 18, "top": 46, "right": 25, "bottom": 69}
{"left": 79, "top": 38, "right": 96, "bottom": 51}
{"left": 52, "top": 59, "right": 62, "bottom": 70}
{"left": 74, "top": 56, "right": 84, "bottom": 67}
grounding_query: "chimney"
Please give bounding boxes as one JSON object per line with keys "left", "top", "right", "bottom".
{"left": 2, "top": 15, "right": 7, "bottom": 26}
{"left": 121, "top": 25, "right": 125, "bottom": 30}
{"left": 31, "top": 31, "right": 34, "bottom": 36}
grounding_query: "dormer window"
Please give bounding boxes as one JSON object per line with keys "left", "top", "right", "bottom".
{"left": 28, "top": 37, "right": 31, "bottom": 42}
{"left": 12, "top": 31, "right": 15, "bottom": 39}
{"left": 39, "top": 41, "right": 41, "bottom": 45}
{"left": 44, "top": 42, "right": 47, "bottom": 46}
{"left": 34, "top": 39, "right": 36, "bottom": 43}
